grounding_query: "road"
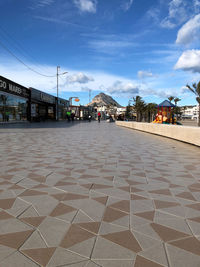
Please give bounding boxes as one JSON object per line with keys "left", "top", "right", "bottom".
{"left": 0, "top": 121, "right": 200, "bottom": 267}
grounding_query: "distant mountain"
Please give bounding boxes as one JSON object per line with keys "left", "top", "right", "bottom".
{"left": 88, "top": 92, "right": 121, "bottom": 107}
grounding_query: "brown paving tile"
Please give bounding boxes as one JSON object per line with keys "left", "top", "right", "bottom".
{"left": 0, "top": 230, "right": 34, "bottom": 249}
{"left": 75, "top": 222, "right": 101, "bottom": 234}
{"left": 64, "top": 193, "right": 89, "bottom": 201}
{"left": 149, "top": 189, "right": 171, "bottom": 196}
{"left": 118, "top": 186, "right": 130, "bottom": 192}
{"left": 126, "top": 180, "right": 144, "bottom": 186}
{"left": 134, "top": 211, "right": 155, "bottom": 221}
{"left": 151, "top": 223, "right": 190, "bottom": 242}
{"left": 92, "top": 196, "right": 108, "bottom": 205}
{"left": 188, "top": 183, "right": 200, "bottom": 189}
{"left": 0, "top": 198, "right": 16, "bottom": 209}
{"left": 20, "top": 216, "right": 46, "bottom": 227}
{"left": 131, "top": 187, "right": 143, "bottom": 193}
{"left": 176, "top": 191, "right": 196, "bottom": 201}
{"left": 188, "top": 216, "right": 200, "bottom": 223}
{"left": 31, "top": 176, "right": 46, "bottom": 183}
{"left": 186, "top": 203, "right": 200, "bottom": 211}
{"left": 134, "top": 255, "right": 165, "bottom": 267}
{"left": 0, "top": 175, "right": 13, "bottom": 180}
{"left": 169, "top": 183, "right": 181, "bottom": 188}
{"left": 109, "top": 200, "right": 130, "bottom": 213}
{"left": 80, "top": 183, "right": 93, "bottom": 189}
{"left": 21, "top": 247, "right": 56, "bottom": 266}
{"left": 169, "top": 236, "right": 200, "bottom": 256}
{"left": 92, "top": 184, "right": 112, "bottom": 190}
{"left": 60, "top": 224, "right": 95, "bottom": 249}
{"left": 55, "top": 181, "right": 76, "bottom": 186}
{"left": 102, "top": 230, "right": 142, "bottom": 253}
{"left": 9, "top": 184, "right": 25, "bottom": 190}
{"left": 154, "top": 200, "right": 180, "bottom": 209}
{"left": 153, "top": 177, "right": 169, "bottom": 183}
{"left": 0, "top": 210, "right": 14, "bottom": 220}
{"left": 103, "top": 176, "right": 114, "bottom": 181}
{"left": 103, "top": 207, "right": 128, "bottom": 222}
{"left": 131, "top": 194, "right": 147, "bottom": 200}
{"left": 19, "top": 189, "right": 47, "bottom": 197}
{"left": 189, "top": 187, "right": 200, "bottom": 192}
{"left": 0, "top": 181, "right": 12, "bottom": 185}
{"left": 50, "top": 203, "right": 76, "bottom": 217}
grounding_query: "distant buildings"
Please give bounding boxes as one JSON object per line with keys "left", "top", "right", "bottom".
{"left": 180, "top": 105, "right": 199, "bottom": 120}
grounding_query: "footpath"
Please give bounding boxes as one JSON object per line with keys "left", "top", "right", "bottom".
{"left": 0, "top": 121, "right": 200, "bottom": 267}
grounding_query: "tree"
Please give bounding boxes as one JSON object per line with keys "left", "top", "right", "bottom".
{"left": 145, "top": 103, "right": 157, "bottom": 123}
{"left": 133, "top": 96, "right": 146, "bottom": 122}
{"left": 168, "top": 96, "right": 174, "bottom": 102}
{"left": 186, "top": 81, "right": 200, "bottom": 126}
{"left": 174, "top": 97, "right": 181, "bottom": 106}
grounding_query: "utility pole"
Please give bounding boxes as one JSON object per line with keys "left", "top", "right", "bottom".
{"left": 56, "top": 66, "right": 68, "bottom": 121}
{"left": 56, "top": 66, "right": 60, "bottom": 121}
{"left": 89, "top": 89, "right": 91, "bottom": 104}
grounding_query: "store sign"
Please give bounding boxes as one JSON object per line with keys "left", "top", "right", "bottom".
{"left": 40, "top": 93, "right": 54, "bottom": 104}
{"left": 0, "top": 76, "right": 30, "bottom": 98}
{"left": 31, "top": 88, "right": 55, "bottom": 104}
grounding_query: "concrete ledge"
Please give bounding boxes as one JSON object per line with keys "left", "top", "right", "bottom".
{"left": 116, "top": 121, "right": 200, "bottom": 147}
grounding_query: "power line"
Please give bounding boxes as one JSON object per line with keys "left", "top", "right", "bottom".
{"left": 0, "top": 39, "right": 56, "bottom": 78}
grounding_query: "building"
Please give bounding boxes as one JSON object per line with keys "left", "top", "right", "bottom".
{"left": 0, "top": 75, "right": 30, "bottom": 122}
{"left": 181, "top": 105, "right": 199, "bottom": 120}
{"left": 0, "top": 75, "right": 71, "bottom": 123}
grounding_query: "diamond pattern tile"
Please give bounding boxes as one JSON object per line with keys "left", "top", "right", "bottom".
{"left": 0, "top": 121, "right": 200, "bottom": 266}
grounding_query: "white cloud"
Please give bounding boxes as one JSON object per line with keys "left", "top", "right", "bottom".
{"left": 66, "top": 72, "right": 94, "bottom": 84}
{"left": 160, "top": 0, "right": 191, "bottom": 29}
{"left": 138, "top": 70, "right": 153, "bottom": 79}
{"left": 73, "top": 0, "right": 97, "bottom": 13}
{"left": 176, "top": 14, "right": 200, "bottom": 45}
{"left": 30, "top": 0, "right": 54, "bottom": 9}
{"left": 174, "top": 49, "right": 200, "bottom": 73}
{"left": 122, "top": 0, "right": 134, "bottom": 11}
{"left": 107, "top": 81, "right": 139, "bottom": 95}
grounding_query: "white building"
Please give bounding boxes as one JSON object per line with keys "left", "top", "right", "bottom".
{"left": 181, "top": 105, "right": 199, "bottom": 120}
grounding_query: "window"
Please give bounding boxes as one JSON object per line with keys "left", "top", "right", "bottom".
{"left": 0, "top": 92, "right": 28, "bottom": 122}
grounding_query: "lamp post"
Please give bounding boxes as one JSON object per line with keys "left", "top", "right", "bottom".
{"left": 56, "top": 66, "right": 68, "bottom": 121}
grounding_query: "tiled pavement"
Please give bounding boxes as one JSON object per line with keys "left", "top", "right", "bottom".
{"left": 0, "top": 121, "right": 200, "bottom": 267}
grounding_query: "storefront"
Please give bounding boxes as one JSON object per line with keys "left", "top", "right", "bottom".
{"left": 0, "top": 76, "right": 30, "bottom": 122}
{"left": 30, "top": 88, "right": 56, "bottom": 121}
{"left": 57, "top": 97, "right": 70, "bottom": 120}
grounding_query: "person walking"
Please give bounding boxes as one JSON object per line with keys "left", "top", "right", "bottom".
{"left": 97, "top": 112, "right": 101, "bottom": 123}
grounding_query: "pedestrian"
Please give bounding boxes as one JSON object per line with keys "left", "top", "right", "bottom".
{"left": 97, "top": 112, "right": 101, "bottom": 123}
{"left": 71, "top": 112, "right": 75, "bottom": 122}
{"left": 66, "top": 111, "right": 71, "bottom": 122}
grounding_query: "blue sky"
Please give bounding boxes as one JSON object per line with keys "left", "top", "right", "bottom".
{"left": 0, "top": 0, "right": 200, "bottom": 106}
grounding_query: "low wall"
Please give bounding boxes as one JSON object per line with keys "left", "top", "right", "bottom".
{"left": 116, "top": 121, "right": 200, "bottom": 147}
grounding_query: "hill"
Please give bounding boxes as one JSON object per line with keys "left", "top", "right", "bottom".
{"left": 88, "top": 92, "right": 121, "bottom": 107}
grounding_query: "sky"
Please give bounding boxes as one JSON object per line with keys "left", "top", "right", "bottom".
{"left": 0, "top": 0, "right": 200, "bottom": 106}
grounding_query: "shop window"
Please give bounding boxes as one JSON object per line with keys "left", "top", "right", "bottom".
{"left": 0, "top": 92, "right": 28, "bottom": 122}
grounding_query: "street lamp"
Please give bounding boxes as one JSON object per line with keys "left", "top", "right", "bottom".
{"left": 56, "top": 66, "right": 68, "bottom": 120}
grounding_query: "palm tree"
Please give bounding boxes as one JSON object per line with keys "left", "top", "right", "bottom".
{"left": 168, "top": 96, "right": 174, "bottom": 102}
{"left": 146, "top": 103, "right": 157, "bottom": 123}
{"left": 133, "top": 96, "right": 146, "bottom": 122}
{"left": 186, "top": 81, "right": 200, "bottom": 126}
{"left": 174, "top": 97, "right": 181, "bottom": 106}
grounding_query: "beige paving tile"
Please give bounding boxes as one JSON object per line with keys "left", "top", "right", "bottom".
{"left": 0, "top": 251, "right": 40, "bottom": 267}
